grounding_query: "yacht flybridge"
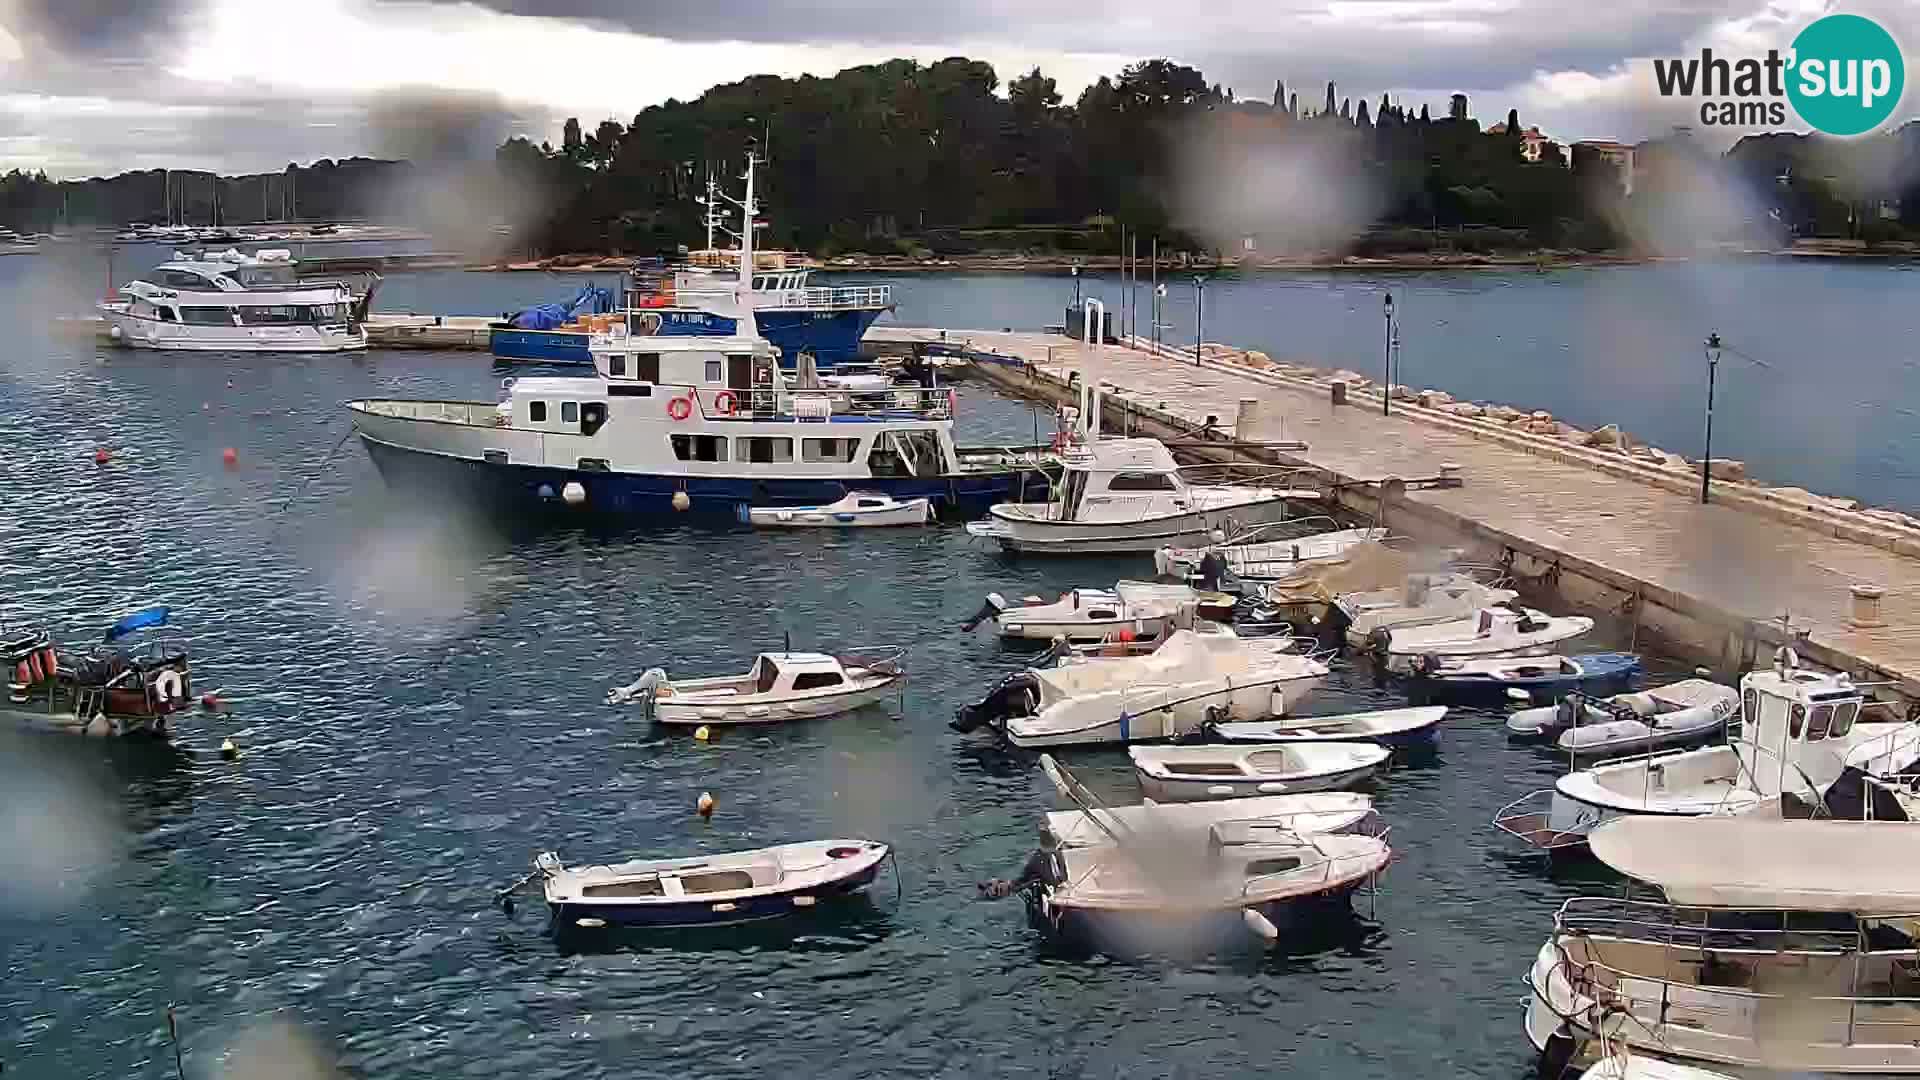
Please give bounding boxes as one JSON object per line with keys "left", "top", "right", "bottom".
{"left": 99, "top": 248, "right": 374, "bottom": 352}
{"left": 348, "top": 332, "right": 1054, "bottom": 518}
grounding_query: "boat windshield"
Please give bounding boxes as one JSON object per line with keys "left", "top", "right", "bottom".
{"left": 755, "top": 658, "right": 781, "bottom": 694}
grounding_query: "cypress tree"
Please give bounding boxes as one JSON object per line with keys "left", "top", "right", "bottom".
{"left": 1340, "top": 97, "right": 1352, "bottom": 121}
{"left": 1323, "top": 81, "right": 1336, "bottom": 117}
{"left": 1287, "top": 92, "right": 1298, "bottom": 120}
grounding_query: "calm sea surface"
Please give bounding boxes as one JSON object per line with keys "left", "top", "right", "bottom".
{"left": 0, "top": 249, "right": 1879, "bottom": 1078}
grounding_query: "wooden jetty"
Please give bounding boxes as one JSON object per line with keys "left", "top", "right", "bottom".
{"left": 872, "top": 326, "right": 1920, "bottom": 709}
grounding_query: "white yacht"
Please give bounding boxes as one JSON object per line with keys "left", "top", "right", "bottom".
{"left": 99, "top": 249, "right": 369, "bottom": 352}
{"left": 1494, "top": 651, "right": 1920, "bottom": 851}
{"left": 1527, "top": 816, "right": 1920, "bottom": 1075}
{"left": 350, "top": 333, "right": 1053, "bottom": 518}
{"left": 1334, "top": 570, "right": 1519, "bottom": 649}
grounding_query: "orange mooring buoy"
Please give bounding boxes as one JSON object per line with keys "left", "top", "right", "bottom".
{"left": 93, "top": 447, "right": 112, "bottom": 465}
{"left": 221, "top": 447, "right": 239, "bottom": 468}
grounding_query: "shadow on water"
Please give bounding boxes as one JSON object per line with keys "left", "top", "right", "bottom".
{"left": 1027, "top": 904, "right": 1389, "bottom": 969}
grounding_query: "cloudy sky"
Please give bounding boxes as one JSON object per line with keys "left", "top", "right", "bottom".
{"left": 0, "top": 0, "right": 1914, "bottom": 178}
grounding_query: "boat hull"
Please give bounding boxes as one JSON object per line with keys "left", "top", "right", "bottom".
{"left": 487, "top": 307, "right": 880, "bottom": 368}
{"left": 548, "top": 860, "right": 884, "bottom": 929}
{"left": 741, "top": 499, "right": 930, "bottom": 528}
{"left": 1410, "top": 653, "right": 1641, "bottom": 705}
{"left": 358, "top": 433, "right": 1044, "bottom": 520}
{"left": 0, "top": 703, "right": 176, "bottom": 737}
{"left": 101, "top": 309, "right": 366, "bottom": 352}
{"left": 970, "top": 499, "right": 1297, "bottom": 555}
{"left": 1003, "top": 675, "right": 1325, "bottom": 749}
{"left": 1028, "top": 879, "right": 1370, "bottom": 954}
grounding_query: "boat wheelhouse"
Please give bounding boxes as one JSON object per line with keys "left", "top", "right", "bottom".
{"left": 1526, "top": 817, "right": 1920, "bottom": 1075}
{"left": 349, "top": 332, "right": 1053, "bottom": 518}
{"left": 99, "top": 248, "right": 371, "bottom": 352}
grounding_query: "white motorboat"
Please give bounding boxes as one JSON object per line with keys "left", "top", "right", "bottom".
{"left": 1015, "top": 756, "right": 1392, "bottom": 952}
{"left": 523, "top": 839, "right": 890, "bottom": 929}
{"left": 1506, "top": 679, "right": 1738, "bottom": 758}
{"left": 1205, "top": 706, "right": 1448, "bottom": 748}
{"left": 1044, "top": 791, "right": 1382, "bottom": 846}
{"left": 1129, "top": 742, "right": 1390, "bottom": 802}
{"left": 949, "top": 629, "right": 1328, "bottom": 748}
{"left": 607, "top": 647, "right": 904, "bottom": 725}
{"left": 738, "top": 491, "right": 931, "bottom": 528}
{"left": 1154, "top": 520, "right": 1391, "bottom": 582}
{"left": 1526, "top": 817, "right": 1920, "bottom": 1075}
{"left": 966, "top": 580, "right": 1229, "bottom": 643}
{"left": 1374, "top": 605, "right": 1594, "bottom": 674}
{"left": 99, "top": 248, "right": 372, "bottom": 352}
{"left": 1493, "top": 651, "right": 1920, "bottom": 851}
{"left": 1333, "top": 570, "right": 1519, "bottom": 649}
{"left": 1580, "top": 1057, "right": 1738, "bottom": 1080}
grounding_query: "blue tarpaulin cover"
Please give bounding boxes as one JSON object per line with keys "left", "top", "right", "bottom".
{"left": 103, "top": 606, "right": 169, "bottom": 642}
{"left": 509, "top": 284, "right": 616, "bottom": 330}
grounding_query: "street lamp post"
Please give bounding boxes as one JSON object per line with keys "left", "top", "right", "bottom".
{"left": 1382, "top": 292, "right": 1395, "bottom": 416}
{"left": 1071, "top": 260, "right": 1082, "bottom": 309}
{"left": 1193, "top": 276, "right": 1205, "bottom": 367}
{"left": 1701, "top": 331, "right": 1723, "bottom": 504}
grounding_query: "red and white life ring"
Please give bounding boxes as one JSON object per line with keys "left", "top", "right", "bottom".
{"left": 667, "top": 396, "right": 694, "bottom": 421}
{"left": 713, "top": 390, "right": 738, "bottom": 416}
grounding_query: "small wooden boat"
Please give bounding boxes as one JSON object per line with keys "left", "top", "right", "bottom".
{"left": 1129, "top": 742, "right": 1390, "bottom": 802}
{"left": 529, "top": 839, "right": 890, "bottom": 929}
{"left": 1507, "top": 679, "right": 1738, "bottom": 758}
{"left": 607, "top": 647, "right": 904, "bottom": 725}
{"left": 739, "top": 491, "right": 931, "bottom": 528}
{"left": 1203, "top": 706, "right": 1448, "bottom": 747}
{"left": 1409, "top": 652, "right": 1641, "bottom": 704}
{"left": 2, "top": 608, "right": 195, "bottom": 737}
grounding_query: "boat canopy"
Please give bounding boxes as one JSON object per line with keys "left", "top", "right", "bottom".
{"left": 1263, "top": 541, "right": 1414, "bottom": 605}
{"left": 1589, "top": 817, "right": 1920, "bottom": 912}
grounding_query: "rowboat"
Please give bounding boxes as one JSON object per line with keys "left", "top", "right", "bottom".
{"left": 738, "top": 491, "right": 931, "bottom": 528}
{"left": 1128, "top": 742, "right": 1391, "bottom": 802}
{"left": 527, "top": 839, "right": 890, "bottom": 929}
{"left": 1203, "top": 706, "right": 1447, "bottom": 747}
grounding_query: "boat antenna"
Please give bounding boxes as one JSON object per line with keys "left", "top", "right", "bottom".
{"left": 165, "top": 1004, "right": 185, "bottom": 1080}
{"left": 784, "top": 630, "right": 792, "bottom": 656}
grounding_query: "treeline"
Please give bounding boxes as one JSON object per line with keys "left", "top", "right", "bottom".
{"left": 4, "top": 56, "right": 1918, "bottom": 256}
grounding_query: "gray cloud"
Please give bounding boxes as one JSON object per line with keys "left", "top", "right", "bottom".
{"left": 0, "top": 0, "right": 206, "bottom": 58}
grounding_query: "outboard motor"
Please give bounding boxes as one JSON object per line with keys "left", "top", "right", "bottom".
{"left": 951, "top": 672, "right": 1040, "bottom": 734}
{"left": 607, "top": 667, "right": 666, "bottom": 706}
{"left": 960, "top": 593, "right": 1009, "bottom": 632}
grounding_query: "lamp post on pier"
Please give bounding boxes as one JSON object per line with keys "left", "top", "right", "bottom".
{"left": 1192, "top": 276, "right": 1206, "bottom": 367}
{"left": 1701, "top": 331, "right": 1723, "bottom": 504}
{"left": 1382, "top": 292, "right": 1396, "bottom": 416}
{"left": 1071, "top": 260, "right": 1082, "bottom": 308}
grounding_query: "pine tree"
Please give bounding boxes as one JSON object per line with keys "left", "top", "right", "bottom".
{"left": 1287, "top": 92, "right": 1298, "bottom": 119}
{"left": 1340, "top": 97, "right": 1352, "bottom": 121}
{"left": 1323, "top": 82, "right": 1336, "bottom": 117}
{"left": 1273, "top": 79, "right": 1284, "bottom": 110}
{"left": 1379, "top": 94, "right": 1392, "bottom": 125}
{"left": 1356, "top": 99, "right": 1372, "bottom": 132}
{"left": 1418, "top": 104, "right": 1430, "bottom": 124}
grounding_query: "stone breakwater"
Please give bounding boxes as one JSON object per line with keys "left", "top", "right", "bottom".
{"left": 1184, "top": 341, "right": 1920, "bottom": 556}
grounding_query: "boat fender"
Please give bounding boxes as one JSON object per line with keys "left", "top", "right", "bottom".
{"left": 152, "top": 668, "right": 185, "bottom": 703}
{"left": 671, "top": 490, "right": 691, "bottom": 512}
{"left": 561, "top": 482, "right": 586, "bottom": 506}
{"left": 712, "top": 390, "right": 738, "bottom": 416}
{"left": 1242, "top": 907, "right": 1281, "bottom": 942}
{"left": 667, "top": 395, "right": 694, "bottom": 421}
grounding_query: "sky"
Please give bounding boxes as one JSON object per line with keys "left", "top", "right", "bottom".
{"left": 0, "top": 0, "right": 1915, "bottom": 178}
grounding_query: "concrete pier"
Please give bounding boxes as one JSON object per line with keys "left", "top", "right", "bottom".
{"left": 872, "top": 326, "right": 1920, "bottom": 710}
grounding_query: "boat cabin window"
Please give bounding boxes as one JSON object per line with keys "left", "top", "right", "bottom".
{"left": 726, "top": 354, "right": 754, "bottom": 389}
{"left": 791, "top": 671, "right": 844, "bottom": 691}
{"left": 607, "top": 354, "right": 625, "bottom": 377}
{"left": 236, "top": 305, "right": 316, "bottom": 325}
{"left": 235, "top": 265, "right": 298, "bottom": 286}
{"left": 738, "top": 437, "right": 793, "bottom": 464}
{"left": 1107, "top": 471, "right": 1177, "bottom": 492}
{"left": 876, "top": 430, "right": 946, "bottom": 478}
{"left": 154, "top": 269, "right": 211, "bottom": 289}
{"left": 561, "top": 401, "right": 579, "bottom": 424}
{"left": 1807, "top": 704, "right": 1833, "bottom": 741}
{"left": 1789, "top": 703, "right": 1806, "bottom": 738}
{"left": 1246, "top": 857, "right": 1303, "bottom": 876}
{"left": 608, "top": 385, "right": 652, "bottom": 398}
{"left": 704, "top": 360, "right": 723, "bottom": 384}
{"left": 1087, "top": 608, "right": 1118, "bottom": 620}
{"left": 580, "top": 402, "right": 607, "bottom": 436}
{"left": 1743, "top": 689, "right": 1758, "bottom": 721}
{"left": 179, "top": 306, "right": 235, "bottom": 326}
{"left": 530, "top": 401, "right": 547, "bottom": 422}
{"left": 634, "top": 353, "right": 660, "bottom": 383}
{"left": 158, "top": 306, "right": 177, "bottom": 322}
{"left": 670, "top": 434, "right": 728, "bottom": 462}
{"left": 1831, "top": 701, "right": 1859, "bottom": 736}
{"left": 755, "top": 659, "right": 780, "bottom": 694}
{"left": 802, "top": 437, "right": 860, "bottom": 464}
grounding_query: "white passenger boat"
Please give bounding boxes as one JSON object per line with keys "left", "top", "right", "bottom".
{"left": 1205, "top": 706, "right": 1448, "bottom": 748}
{"left": 1493, "top": 652, "right": 1920, "bottom": 851}
{"left": 99, "top": 248, "right": 372, "bottom": 352}
{"left": 607, "top": 647, "right": 904, "bottom": 725}
{"left": 1506, "top": 679, "right": 1738, "bottom": 758}
{"left": 1333, "top": 570, "right": 1519, "bottom": 648}
{"left": 949, "top": 629, "right": 1328, "bottom": 748}
{"left": 967, "top": 580, "right": 1227, "bottom": 643}
{"left": 1154, "top": 520, "right": 1390, "bottom": 582}
{"left": 1526, "top": 817, "right": 1920, "bottom": 1076}
{"left": 350, "top": 333, "right": 1054, "bottom": 519}
{"left": 525, "top": 839, "right": 890, "bottom": 929}
{"left": 738, "top": 491, "right": 931, "bottom": 527}
{"left": 1016, "top": 756, "right": 1391, "bottom": 952}
{"left": 1129, "top": 742, "right": 1390, "bottom": 802}
{"left": 1375, "top": 605, "right": 1594, "bottom": 674}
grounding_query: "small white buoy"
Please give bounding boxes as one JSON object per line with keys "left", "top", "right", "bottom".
{"left": 696, "top": 791, "right": 715, "bottom": 819}
{"left": 693, "top": 725, "right": 711, "bottom": 742}
{"left": 671, "top": 490, "right": 691, "bottom": 512}
{"left": 575, "top": 917, "right": 607, "bottom": 929}
{"left": 1242, "top": 907, "right": 1280, "bottom": 942}
{"left": 561, "top": 481, "right": 587, "bottom": 506}
{"left": 219, "top": 737, "right": 239, "bottom": 760}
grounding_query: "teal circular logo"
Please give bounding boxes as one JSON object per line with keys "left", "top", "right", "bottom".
{"left": 1787, "top": 14, "right": 1905, "bottom": 136}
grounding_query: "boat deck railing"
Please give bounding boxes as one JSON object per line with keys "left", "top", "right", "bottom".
{"left": 682, "top": 385, "right": 953, "bottom": 423}
{"left": 357, "top": 400, "right": 503, "bottom": 426}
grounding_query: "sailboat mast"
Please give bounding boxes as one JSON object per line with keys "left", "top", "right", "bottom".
{"left": 737, "top": 154, "right": 758, "bottom": 295}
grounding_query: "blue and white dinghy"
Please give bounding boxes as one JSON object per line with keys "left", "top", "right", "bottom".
{"left": 526, "top": 839, "right": 890, "bottom": 929}
{"left": 740, "top": 490, "right": 932, "bottom": 528}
